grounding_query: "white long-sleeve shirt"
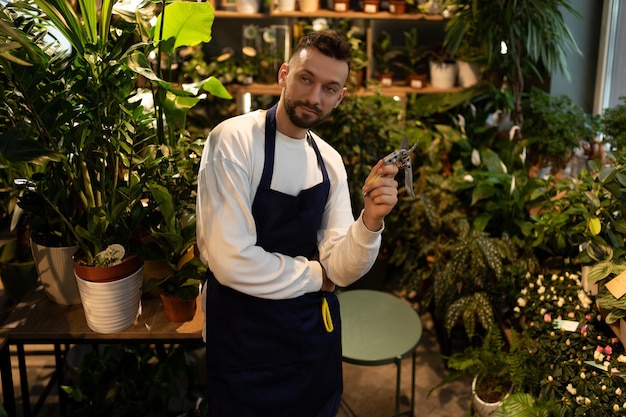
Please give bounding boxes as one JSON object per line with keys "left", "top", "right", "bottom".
{"left": 196, "top": 109, "right": 382, "bottom": 300}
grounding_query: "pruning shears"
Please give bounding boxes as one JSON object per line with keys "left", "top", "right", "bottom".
{"left": 365, "top": 136, "right": 418, "bottom": 197}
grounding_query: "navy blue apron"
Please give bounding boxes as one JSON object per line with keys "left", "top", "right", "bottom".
{"left": 204, "top": 104, "right": 342, "bottom": 417}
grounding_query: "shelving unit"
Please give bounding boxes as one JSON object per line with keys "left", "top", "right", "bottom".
{"left": 210, "top": 6, "right": 455, "bottom": 113}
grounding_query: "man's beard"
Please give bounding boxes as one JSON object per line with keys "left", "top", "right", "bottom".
{"left": 283, "top": 94, "right": 331, "bottom": 130}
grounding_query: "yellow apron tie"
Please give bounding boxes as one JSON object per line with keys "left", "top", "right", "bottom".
{"left": 322, "top": 296, "right": 334, "bottom": 333}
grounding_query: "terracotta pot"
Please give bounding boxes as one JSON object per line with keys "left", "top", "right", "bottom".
{"left": 407, "top": 73, "right": 428, "bottom": 89}
{"left": 389, "top": 0, "right": 405, "bottom": 14}
{"left": 333, "top": 0, "right": 349, "bottom": 11}
{"left": 298, "top": 0, "right": 319, "bottom": 12}
{"left": 160, "top": 292, "right": 197, "bottom": 323}
{"left": 362, "top": 0, "right": 380, "bottom": 13}
{"left": 377, "top": 71, "right": 394, "bottom": 87}
{"left": 73, "top": 253, "right": 142, "bottom": 282}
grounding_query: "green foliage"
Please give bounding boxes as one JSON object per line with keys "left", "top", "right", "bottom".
{"left": 372, "top": 31, "right": 402, "bottom": 75}
{"left": 62, "top": 344, "right": 204, "bottom": 417}
{"left": 396, "top": 27, "right": 428, "bottom": 76}
{"left": 522, "top": 87, "right": 600, "bottom": 172}
{"left": 1, "top": 0, "right": 229, "bottom": 266}
{"left": 443, "top": 327, "right": 515, "bottom": 403}
{"left": 601, "top": 96, "right": 626, "bottom": 152}
{"left": 443, "top": 0, "right": 581, "bottom": 124}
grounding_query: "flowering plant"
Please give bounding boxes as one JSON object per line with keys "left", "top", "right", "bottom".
{"left": 514, "top": 271, "right": 626, "bottom": 416}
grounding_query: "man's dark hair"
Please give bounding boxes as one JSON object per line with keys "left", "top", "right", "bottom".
{"left": 291, "top": 30, "right": 352, "bottom": 71}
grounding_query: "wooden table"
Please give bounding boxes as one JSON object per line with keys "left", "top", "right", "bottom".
{"left": 0, "top": 285, "right": 204, "bottom": 417}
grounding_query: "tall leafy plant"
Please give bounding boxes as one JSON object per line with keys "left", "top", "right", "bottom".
{"left": 443, "top": 0, "right": 581, "bottom": 129}
{"left": 2, "top": 0, "right": 230, "bottom": 267}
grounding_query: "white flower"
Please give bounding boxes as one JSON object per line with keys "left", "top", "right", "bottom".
{"left": 517, "top": 297, "right": 527, "bottom": 307}
{"left": 585, "top": 397, "right": 591, "bottom": 406}
{"left": 566, "top": 383, "right": 577, "bottom": 395}
{"left": 602, "top": 385, "right": 607, "bottom": 392}
{"left": 580, "top": 372, "right": 586, "bottom": 380}
{"left": 577, "top": 290, "right": 592, "bottom": 309}
{"left": 312, "top": 18, "right": 329, "bottom": 31}
{"left": 548, "top": 375, "right": 553, "bottom": 382}
{"left": 471, "top": 149, "right": 480, "bottom": 166}
{"left": 614, "top": 404, "right": 620, "bottom": 412}
{"left": 594, "top": 350, "right": 604, "bottom": 362}
{"left": 540, "top": 308, "right": 547, "bottom": 315}
{"left": 557, "top": 297, "right": 565, "bottom": 307}
{"left": 463, "top": 174, "right": 474, "bottom": 182}
{"left": 538, "top": 286, "right": 546, "bottom": 294}
{"left": 617, "top": 387, "right": 623, "bottom": 396}
{"left": 617, "top": 355, "right": 626, "bottom": 363}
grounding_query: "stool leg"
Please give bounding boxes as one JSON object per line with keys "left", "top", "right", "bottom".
{"left": 0, "top": 341, "right": 16, "bottom": 416}
{"left": 395, "top": 356, "right": 402, "bottom": 417}
{"left": 410, "top": 350, "right": 416, "bottom": 417}
{"left": 17, "top": 343, "right": 31, "bottom": 417}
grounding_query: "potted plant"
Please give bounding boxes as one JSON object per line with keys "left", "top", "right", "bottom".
{"left": 388, "top": 0, "right": 407, "bottom": 14}
{"left": 427, "top": 43, "right": 457, "bottom": 89}
{"left": 372, "top": 31, "right": 403, "bottom": 87}
{"left": 438, "top": 327, "right": 517, "bottom": 417}
{"left": 522, "top": 87, "right": 600, "bottom": 177}
{"left": 454, "top": 40, "right": 486, "bottom": 88}
{"left": 443, "top": 0, "right": 581, "bottom": 131}
{"left": 600, "top": 96, "right": 626, "bottom": 153}
{"left": 2, "top": 0, "right": 229, "bottom": 328}
{"left": 139, "top": 180, "right": 206, "bottom": 323}
{"left": 396, "top": 27, "right": 429, "bottom": 89}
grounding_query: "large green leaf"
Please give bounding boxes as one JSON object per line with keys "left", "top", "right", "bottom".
{"left": 155, "top": 2, "right": 214, "bottom": 53}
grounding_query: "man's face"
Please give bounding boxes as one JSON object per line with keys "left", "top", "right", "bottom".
{"left": 279, "top": 48, "right": 348, "bottom": 130}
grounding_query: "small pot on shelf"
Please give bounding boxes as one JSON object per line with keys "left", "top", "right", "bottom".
{"left": 376, "top": 71, "right": 394, "bottom": 87}
{"left": 333, "top": 0, "right": 350, "bottom": 11}
{"left": 407, "top": 73, "right": 428, "bottom": 89}
{"left": 160, "top": 291, "right": 197, "bottom": 323}
{"left": 362, "top": 0, "right": 380, "bottom": 13}
{"left": 389, "top": 0, "right": 406, "bottom": 14}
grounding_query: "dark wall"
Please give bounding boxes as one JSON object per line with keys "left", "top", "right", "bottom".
{"left": 549, "top": 0, "right": 602, "bottom": 113}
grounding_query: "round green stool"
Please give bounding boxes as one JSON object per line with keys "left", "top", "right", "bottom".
{"left": 338, "top": 289, "right": 423, "bottom": 417}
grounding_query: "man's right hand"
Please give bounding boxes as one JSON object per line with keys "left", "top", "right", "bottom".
{"left": 320, "top": 264, "right": 336, "bottom": 293}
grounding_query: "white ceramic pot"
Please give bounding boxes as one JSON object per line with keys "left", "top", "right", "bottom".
{"left": 472, "top": 375, "right": 508, "bottom": 417}
{"left": 235, "top": 0, "right": 260, "bottom": 13}
{"left": 429, "top": 60, "right": 457, "bottom": 89}
{"left": 75, "top": 266, "right": 143, "bottom": 334}
{"left": 457, "top": 60, "right": 481, "bottom": 87}
{"left": 30, "top": 240, "right": 81, "bottom": 305}
{"left": 277, "top": 0, "right": 296, "bottom": 11}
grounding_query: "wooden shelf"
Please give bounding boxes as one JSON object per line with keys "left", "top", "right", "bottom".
{"left": 231, "top": 82, "right": 461, "bottom": 95}
{"left": 214, "top": 9, "right": 444, "bottom": 21}
{"left": 229, "top": 82, "right": 463, "bottom": 113}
